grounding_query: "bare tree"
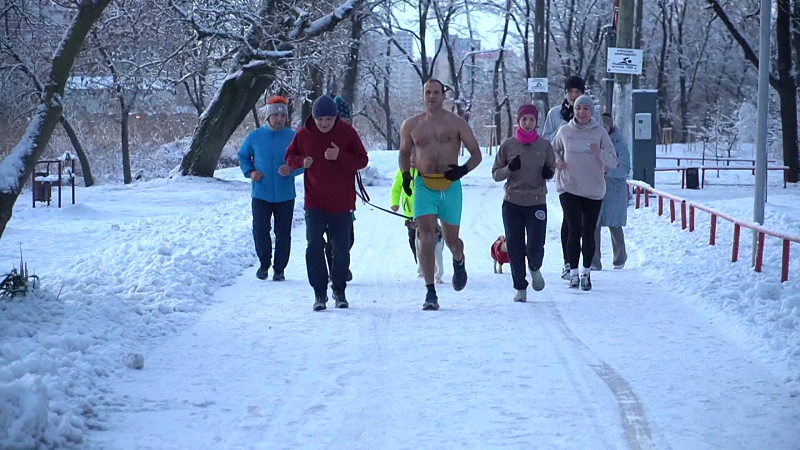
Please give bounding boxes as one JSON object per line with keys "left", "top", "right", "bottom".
{"left": 0, "top": 0, "right": 114, "bottom": 239}
{"left": 174, "top": 0, "right": 365, "bottom": 177}
{"left": 705, "top": 0, "right": 799, "bottom": 182}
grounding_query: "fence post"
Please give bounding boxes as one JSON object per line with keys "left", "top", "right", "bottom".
{"left": 782, "top": 240, "right": 790, "bottom": 282}
{"left": 689, "top": 205, "right": 695, "bottom": 232}
{"left": 669, "top": 199, "right": 676, "bottom": 223}
{"left": 732, "top": 224, "right": 740, "bottom": 262}
{"left": 635, "top": 186, "right": 641, "bottom": 208}
{"left": 755, "top": 232, "right": 765, "bottom": 272}
{"left": 680, "top": 202, "right": 687, "bottom": 229}
{"left": 658, "top": 195, "right": 663, "bottom": 215}
{"left": 710, "top": 214, "right": 717, "bottom": 245}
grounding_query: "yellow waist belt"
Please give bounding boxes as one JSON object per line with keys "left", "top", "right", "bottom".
{"left": 421, "top": 173, "right": 452, "bottom": 191}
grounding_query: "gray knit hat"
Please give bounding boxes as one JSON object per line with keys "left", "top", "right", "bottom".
{"left": 574, "top": 95, "right": 594, "bottom": 111}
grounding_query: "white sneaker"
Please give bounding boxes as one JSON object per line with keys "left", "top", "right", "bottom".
{"left": 613, "top": 263, "right": 625, "bottom": 270}
{"left": 569, "top": 274, "right": 580, "bottom": 288}
{"left": 530, "top": 270, "right": 545, "bottom": 292}
{"left": 560, "top": 263, "right": 571, "bottom": 280}
{"left": 513, "top": 289, "right": 527, "bottom": 302}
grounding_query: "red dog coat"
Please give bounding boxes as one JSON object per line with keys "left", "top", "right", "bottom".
{"left": 491, "top": 239, "right": 509, "bottom": 264}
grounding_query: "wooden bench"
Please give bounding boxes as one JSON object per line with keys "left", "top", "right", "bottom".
{"left": 700, "top": 165, "right": 790, "bottom": 189}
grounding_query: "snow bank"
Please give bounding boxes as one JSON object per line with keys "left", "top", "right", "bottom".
{"left": 0, "top": 177, "right": 257, "bottom": 448}
{"left": 626, "top": 192, "right": 800, "bottom": 395}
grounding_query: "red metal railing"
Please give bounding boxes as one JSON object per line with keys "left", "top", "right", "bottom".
{"left": 629, "top": 180, "right": 798, "bottom": 282}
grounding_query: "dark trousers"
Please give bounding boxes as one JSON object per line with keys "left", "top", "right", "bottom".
{"left": 325, "top": 224, "right": 355, "bottom": 273}
{"left": 306, "top": 208, "right": 353, "bottom": 295}
{"left": 561, "top": 218, "right": 569, "bottom": 264}
{"left": 252, "top": 198, "right": 294, "bottom": 272}
{"left": 502, "top": 201, "right": 547, "bottom": 290}
{"left": 559, "top": 193, "right": 603, "bottom": 270}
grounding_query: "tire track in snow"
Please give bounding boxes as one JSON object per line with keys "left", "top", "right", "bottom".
{"left": 537, "top": 299, "right": 657, "bottom": 450}
{"left": 468, "top": 183, "right": 656, "bottom": 449}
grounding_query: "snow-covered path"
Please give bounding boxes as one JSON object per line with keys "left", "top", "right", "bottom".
{"left": 87, "top": 176, "right": 800, "bottom": 449}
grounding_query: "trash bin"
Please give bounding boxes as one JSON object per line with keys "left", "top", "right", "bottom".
{"left": 33, "top": 175, "right": 52, "bottom": 203}
{"left": 685, "top": 167, "right": 700, "bottom": 189}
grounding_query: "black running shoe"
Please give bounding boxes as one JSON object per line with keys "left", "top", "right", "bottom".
{"left": 452, "top": 258, "right": 468, "bottom": 291}
{"left": 333, "top": 291, "right": 349, "bottom": 309}
{"left": 422, "top": 289, "right": 439, "bottom": 310}
{"left": 313, "top": 293, "right": 328, "bottom": 311}
{"left": 256, "top": 264, "right": 269, "bottom": 280}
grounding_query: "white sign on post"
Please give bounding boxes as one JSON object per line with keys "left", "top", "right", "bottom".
{"left": 527, "top": 78, "right": 548, "bottom": 93}
{"left": 606, "top": 48, "right": 643, "bottom": 74}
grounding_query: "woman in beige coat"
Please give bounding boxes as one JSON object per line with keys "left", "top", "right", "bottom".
{"left": 551, "top": 95, "right": 618, "bottom": 291}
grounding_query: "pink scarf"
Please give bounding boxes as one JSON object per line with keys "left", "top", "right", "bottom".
{"left": 515, "top": 127, "right": 539, "bottom": 144}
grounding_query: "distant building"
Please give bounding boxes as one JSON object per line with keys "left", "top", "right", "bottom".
{"left": 433, "top": 35, "right": 482, "bottom": 86}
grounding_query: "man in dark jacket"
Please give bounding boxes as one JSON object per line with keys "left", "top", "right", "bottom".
{"left": 285, "top": 96, "right": 369, "bottom": 311}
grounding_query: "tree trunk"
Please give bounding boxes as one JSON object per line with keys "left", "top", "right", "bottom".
{"left": 180, "top": 66, "right": 275, "bottom": 177}
{"left": 794, "top": 0, "right": 800, "bottom": 83}
{"left": 632, "top": 0, "right": 644, "bottom": 89}
{"left": 533, "top": 0, "right": 548, "bottom": 111}
{"left": 705, "top": 0, "right": 799, "bottom": 182}
{"left": 252, "top": 106, "right": 261, "bottom": 129}
{"left": 301, "top": 65, "right": 323, "bottom": 123}
{"left": 776, "top": 0, "right": 799, "bottom": 181}
{"left": 0, "top": 0, "right": 112, "bottom": 239}
{"left": 656, "top": 2, "right": 671, "bottom": 132}
{"left": 341, "top": 12, "right": 364, "bottom": 106}
{"left": 614, "top": 0, "right": 635, "bottom": 147}
{"left": 59, "top": 115, "right": 94, "bottom": 187}
{"left": 121, "top": 106, "right": 133, "bottom": 184}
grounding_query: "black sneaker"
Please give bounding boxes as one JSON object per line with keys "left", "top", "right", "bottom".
{"left": 272, "top": 270, "right": 285, "bottom": 281}
{"left": 452, "top": 258, "right": 468, "bottom": 291}
{"left": 313, "top": 294, "right": 328, "bottom": 311}
{"left": 256, "top": 264, "right": 270, "bottom": 280}
{"left": 333, "top": 291, "right": 349, "bottom": 309}
{"left": 422, "top": 290, "right": 439, "bottom": 310}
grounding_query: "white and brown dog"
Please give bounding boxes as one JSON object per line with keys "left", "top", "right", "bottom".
{"left": 416, "top": 225, "right": 445, "bottom": 283}
{"left": 491, "top": 236, "right": 510, "bottom": 273}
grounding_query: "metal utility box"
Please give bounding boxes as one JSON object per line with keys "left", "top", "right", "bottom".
{"left": 631, "top": 90, "right": 657, "bottom": 187}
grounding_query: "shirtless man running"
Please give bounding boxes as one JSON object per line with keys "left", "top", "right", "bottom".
{"left": 398, "top": 79, "right": 482, "bottom": 310}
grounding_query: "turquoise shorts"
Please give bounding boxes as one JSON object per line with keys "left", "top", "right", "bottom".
{"left": 413, "top": 176, "right": 462, "bottom": 226}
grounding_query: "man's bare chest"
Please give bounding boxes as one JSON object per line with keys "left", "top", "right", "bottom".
{"left": 411, "top": 123, "right": 458, "bottom": 147}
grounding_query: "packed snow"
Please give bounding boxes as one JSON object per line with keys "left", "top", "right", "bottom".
{"left": 0, "top": 145, "right": 798, "bottom": 449}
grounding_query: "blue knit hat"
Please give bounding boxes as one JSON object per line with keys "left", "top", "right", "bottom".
{"left": 312, "top": 96, "right": 338, "bottom": 119}
{"left": 334, "top": 96, "right": 351, "bottom": 119}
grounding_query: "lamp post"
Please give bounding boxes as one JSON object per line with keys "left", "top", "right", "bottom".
{"left": 752, "top": 0, "right": 770, "bottom": 265}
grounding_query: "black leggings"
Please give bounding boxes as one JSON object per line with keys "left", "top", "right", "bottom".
{"left": 559, "top": 193, "right": 603, "bottom": 270}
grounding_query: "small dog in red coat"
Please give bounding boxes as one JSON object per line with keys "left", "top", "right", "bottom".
{"left": 491, "top": 236, "right": 509, "bottom": 274}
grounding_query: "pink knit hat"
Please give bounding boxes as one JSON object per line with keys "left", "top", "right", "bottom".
{"left": 517, "top": 104, "right": 538, "bottom": 123}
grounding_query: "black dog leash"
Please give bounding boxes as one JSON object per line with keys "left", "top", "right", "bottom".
{"left": 356, "top": 171, "right": 413, "bottom": 220}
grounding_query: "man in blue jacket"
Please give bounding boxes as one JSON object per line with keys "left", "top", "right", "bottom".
{"left": 238, "top": 96, "right": 303, "bottom": 281}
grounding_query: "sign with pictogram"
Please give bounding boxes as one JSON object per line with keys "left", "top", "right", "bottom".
{"left": 607, "top": 47, "right": 643, "bottom": 74}
{"left": 527, "top": 77, "right": 548, "bottom": 93}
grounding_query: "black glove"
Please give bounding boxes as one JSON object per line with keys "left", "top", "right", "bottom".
{"left": 402, "top": 170, "right": 413, "bottom": 196}
{"left": 541, "top": 165, "right": 555, "bottom": 180}
{"left": 444, "top": 164, "right": 469, "bottom": 181}
{"left": 508, "top": 155, "right": 521, "bottom": 171}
